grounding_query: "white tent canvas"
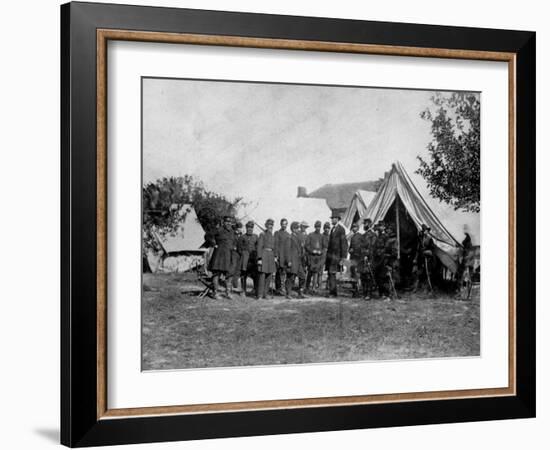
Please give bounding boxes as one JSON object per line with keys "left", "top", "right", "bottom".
{"left": 147, "top": 204, "right": 207, "bottom": 273}
{"left": 342, "top": 189, "right": 377, "bottom": 228}
{"left": 361, "top": 161, "right": 479, "bottom": 273}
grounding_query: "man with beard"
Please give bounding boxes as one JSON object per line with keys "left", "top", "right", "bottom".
{"left": 284, "top": 221, "right": 306, "bottom": 299}
{"left": 305, "top": 221, "right": 324, "bottom": 294}
{"left": 207, "top": 216, "right": 236, "bottom": 299}
{"left": 237, "top": 221, "right": 258, "bottom": 298}
{"left": 274, "top": 218, "right": 290, "bottom": 295}
{"left": 325, "top": 214, "right": 348, "bottom": 297}
{"left": 348, "top": 222, "right": 364, "bottom": 298}
{"left": 360, "top": 218, "right": 377, "bottom": 300}
{"left": 256, "top": 218, "right": 277, "bottom": 299}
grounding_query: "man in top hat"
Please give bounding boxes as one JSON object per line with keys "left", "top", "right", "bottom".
{"left": 256, "top": 218, "right": 277, "bottom": 299}
{"left": 237, "top": 221, "right": 258, "bottom": 298}
{"left": 283, "top": 221, "right": 306, "bottom": 299}
{"left": 274, "top": 218, "right": 290, "bottom": 295}
{"left": 348, "top": 222, "right": 364, "bottom": 297}
{"left": 360, "top": 218, "right": 377, "bottom": 300}
{"left": 305, "top": 220, "right": 325, "bottom": 294}
{"left": 208, "top": 215, "right": 237, "bottom": 299}
{"left": 325, "top": 213, "right": 348, "bottom": 297}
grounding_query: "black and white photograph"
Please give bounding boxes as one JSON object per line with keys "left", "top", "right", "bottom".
{"left": 141, "top": 77, "right": 481, "bottom": 370}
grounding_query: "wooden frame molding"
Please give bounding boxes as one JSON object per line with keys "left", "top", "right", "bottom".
{"left": 96, "top": 28, "right": 517, "bottom": 421}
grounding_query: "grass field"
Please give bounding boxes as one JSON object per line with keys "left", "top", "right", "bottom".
{"left": 142, "top": 273, "right": 480, "bottom": 370}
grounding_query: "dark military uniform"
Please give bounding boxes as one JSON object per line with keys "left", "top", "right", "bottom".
{"left": 416, "top": 230, "right": 436, "bottom": 291}
{"left": 373, "top": 230, "right": 390, "bottom": 297}
{"left": 385, "top": 234, "right": 400, "bottom": 296}
{"left": 284, "top": 232, "right": 305, "bottom": 297}
{"left": 305, "top": 231, "right": 324, "bottom": 291}
{"left": 238, "top": 232, "right": 258, "bottom": 295}
{"left": 360, "top": 229, "right": 377, "bottom": 298}
{"left": 296, "top": 230, "right": 308, "bottom": 291}
{"left": 348, "top": 231, "right": 364, "bottom": 296}
{"left": 208, "top": 226, "right": 236, "bottom": 273}
{"left": 257, "top": 230, "right": 276, "bottom": 298}
{"left": 274, "top": 229, "right": 290, "bottom": 292}
{"left": 326, "top": 223, "right": 348, "bottom": 296}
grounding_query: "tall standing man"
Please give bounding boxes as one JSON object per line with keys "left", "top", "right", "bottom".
{"left": 305, "top": 221, "right": 325, "bottom": 294}
{"left": 284, "top": 221, "right": 306, "bottom": 299}
{"left": 325, "top": 214, "right": 348, "bottom": 297}
{"left": 237, "top": 221, "right": 258, "bottom": 298}
{"left": 320, "top": 222, "right": 331, "bottom": 290}
{"left": 274, "top": 218, "right": 290, "bottom": 295}
{"left": 360, "top": 218, "right": 377, "bottom": 300}
{"left": 297, "top": 221, "right": 309, "bottom": 295}
{"left": 256, "top": 218, "right": 277, "bottom": 299}
{"left": 207, "top": 216, "right": 236, "bottom": 299}
{"left": 348, "top": 222, "right": 364, "bottom": 297}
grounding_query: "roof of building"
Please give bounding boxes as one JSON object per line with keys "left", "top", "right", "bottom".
{"left": 307, "top": 180, "right": 382, "bottom": 211}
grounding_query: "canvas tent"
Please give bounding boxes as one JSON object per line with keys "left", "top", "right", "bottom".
{"left": 361, "top": 161, "right": 478, "bottom": 274}
{"left": 146, "top": 204, "right": 207, "bottom": 273}
{"left": 342, "top": 190, "right": 377, "bottom": 228}
{"left": 237, "top": 196, "right": 332, "bottom": 233}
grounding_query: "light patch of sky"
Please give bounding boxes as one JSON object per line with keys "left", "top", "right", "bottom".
{"left": 142, "top": 78, "right": 480, "bottom": 242}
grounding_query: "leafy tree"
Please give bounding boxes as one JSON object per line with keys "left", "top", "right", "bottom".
{"left": 142, "top": 176, "right": 243, "bottom": 251}
{"left": 417, "top": 92, "right": 480, "bottom": 213}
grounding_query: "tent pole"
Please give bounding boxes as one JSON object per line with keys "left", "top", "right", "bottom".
{"left": 395, "top": 197, "right": 400, "bottom": 261}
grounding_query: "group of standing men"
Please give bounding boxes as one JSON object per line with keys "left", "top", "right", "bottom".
{"left": 207, "top": 214, "right": 435, "bottom": 300}
{"left": 207, "top": 214, "right": 349, "bottom": 300}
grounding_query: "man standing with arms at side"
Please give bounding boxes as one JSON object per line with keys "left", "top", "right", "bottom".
{"left": 284, "top": 221, "right": 306, "bottom": 299}
{"left": 360, "top": 218, "right": 377, "bottom": 300}
{"left": 237, "top": 221, "right": 258, "bottom": 298}
{"left": 305, "top": 220, "right": 324, "bottom": 295}
{"left": 348, "top": 222, "right": 364, "bottom": 298}
{"left": 207, "top": 215, "right": 236, "bottom": 299}
{"left": 274, "top": 218, "right": 290, "bottom": 296}
{"left": 325, "top": 214, "right": 348, "bottom": 297}
{"left": 297, "top": 221, "right": 310, "bottom": 296}
{"left": 256, "top": 218, "right": 277, "bottom": 299}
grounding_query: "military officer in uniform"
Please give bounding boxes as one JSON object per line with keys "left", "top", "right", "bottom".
{"left": 415, "top": 223, "right": 436, "bottom": 292}
{"left": 208, "top": 216, "right": 237, "bottom": 299}
{"left": 284, "top": 221, "right": 306, "bottom": 299}
{"left": 320, "top": 222, "right": 331, "bottom": 290}
{"left": 256, "top": 218, "right": 277, "bottom": 299}
{"left": 237, "top": 221, "right": 258, "bottom": 298}
{"left": 373, "top": 221, "right": 390, "bottom": 299}
{"left": 297, "top": 221, "right": 309, "bottom": 295}
{"left": 305, "top": 220, "right": 325, "bottom": 294}
{"left": 228, "top": 221, "right": 243, "bottom": 297}
{"left": 360, "top": 218, "right": 377, "bottom": 300}
{"left": 348, "top": 222, "right": 364, "bottom": 297}
{"left": 384, "top": 226, "right": 400, "bottom": 298}
{"left": 325, "top": 214, "right": 348, "bottom": 297}
{"left": 274, "top": 218, "right": 290, "bottom": 295}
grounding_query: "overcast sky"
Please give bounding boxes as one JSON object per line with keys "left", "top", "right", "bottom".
{"left": 142, "top": 78, "right": 480, "bottom": 240}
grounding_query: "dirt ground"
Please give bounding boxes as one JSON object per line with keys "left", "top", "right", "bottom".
{"left": 142, "top": 273, "right": 480, "bottom": 370}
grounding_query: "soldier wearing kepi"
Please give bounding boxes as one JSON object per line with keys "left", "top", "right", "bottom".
{"left": 360, "top": 218, "right": 377, "bottom": 300}
{"left": 373, "top": 221, "right": 390, "bottom": 299}
{"left": 305, "top": 220, "right": 325, "bottom": 294}
{"left": 320, "top": 222, "right": 331, "bottom": 290}
{"left": 256, "top": 218, "right": 277, "bottom": 299}
{"left": 228, "top": 221, "right": 243, "bottom": 297}
{"left": 208, "top": 216, "right": 237, "bottom": 299}
{"left": 284, "top": 221, "right": 306, "bottom": 299}
{"left": 297, "top": 221, "right": 310, "bottom": 295}
{"left": 348, "top": 222, "right": 364, "bottom": 298}
{"left": 274, "top": 218, "right": 290, "bottom": 295}
{"left": 325, "top": 214, "right": 348, "bottom": 297}
{"left": 237, "top": 221, "right": 258, "bottom": 298}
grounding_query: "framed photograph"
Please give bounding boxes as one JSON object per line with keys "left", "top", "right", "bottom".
{"left": 61, "top": 1, "right": 535, "bottom": 447}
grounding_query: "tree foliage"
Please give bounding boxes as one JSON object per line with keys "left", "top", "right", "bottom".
{"left": 417, "top": 92, "right": 480, "bottom": 213}
{"left": 143, "top": 176, "right": 243, "bottom": 251}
